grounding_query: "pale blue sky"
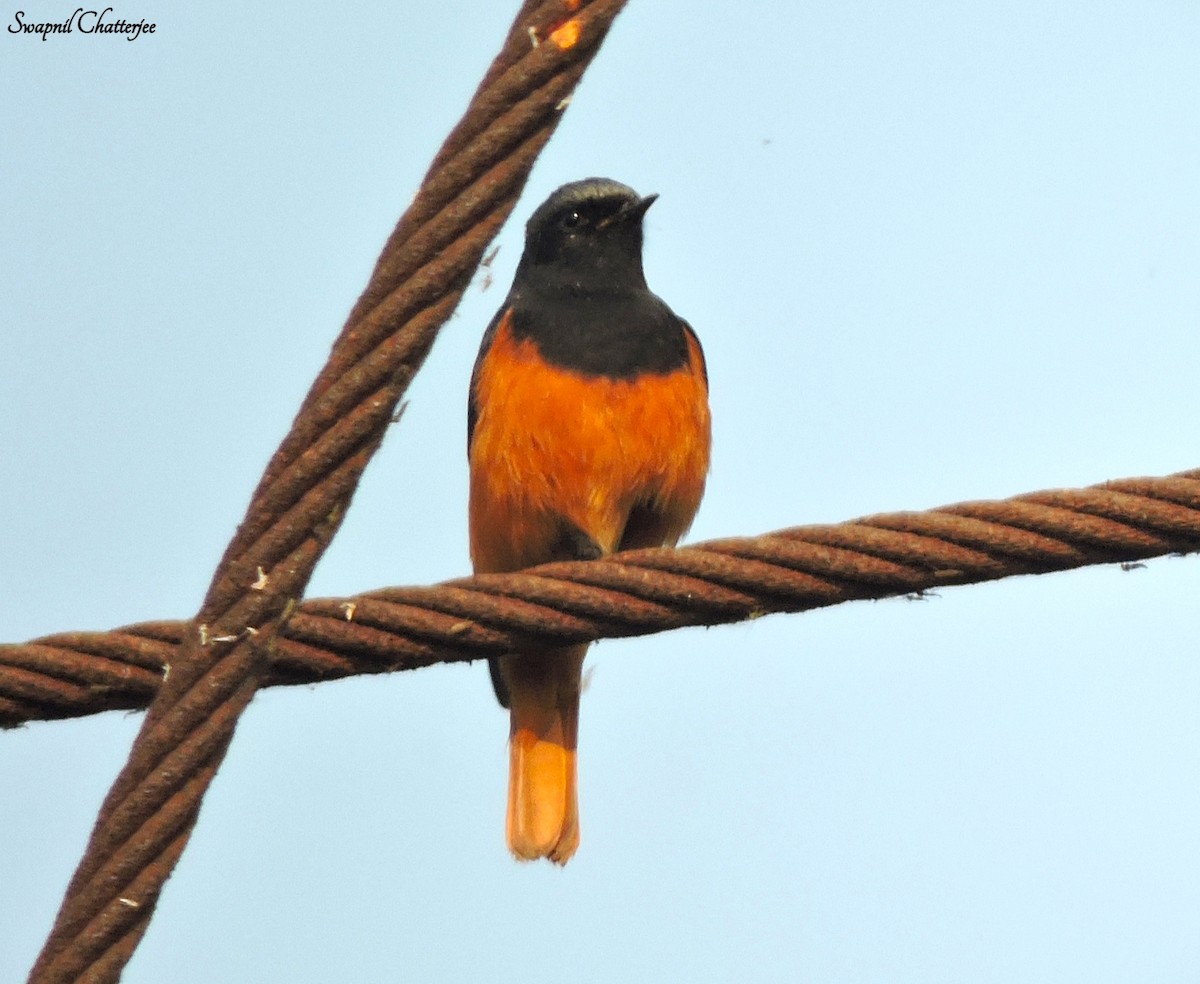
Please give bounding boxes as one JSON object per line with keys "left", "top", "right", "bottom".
{"left": 3, "top": 2, "right": 1199, "bottom": 981}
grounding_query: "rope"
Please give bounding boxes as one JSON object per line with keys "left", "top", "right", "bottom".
{"left": 24, "top": 3, "right": 630, "bottom": 982}
{"left": 6, "top": 468, "right": 1197, "bottom": 731}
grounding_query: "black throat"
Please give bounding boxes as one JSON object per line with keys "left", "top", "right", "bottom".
{"left": 506, "top": 281, "right": 691, "bottom": 379}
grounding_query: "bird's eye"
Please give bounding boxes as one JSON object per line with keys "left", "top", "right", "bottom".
{"left": 560, "top": 210, "right": 582, "bottom": 230}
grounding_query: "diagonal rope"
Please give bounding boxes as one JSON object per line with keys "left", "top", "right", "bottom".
{"left": 24, "top": 3, "right": 631, "bottom": 982}
{"left": 5, "top": 468, "right": 1197, "bottom": 730}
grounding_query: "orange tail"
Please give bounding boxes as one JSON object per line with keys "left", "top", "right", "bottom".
{"left": 500, "top": 645, "right": 586, "bottom": 864}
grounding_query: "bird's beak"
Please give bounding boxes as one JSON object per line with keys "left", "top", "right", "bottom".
{"left": 627, "top": 193, "right": 659, "bottom": 222}
{"left": 598, "top": 193, "right": 659, "bottom": 230}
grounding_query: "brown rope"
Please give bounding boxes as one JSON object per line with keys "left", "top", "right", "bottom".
{"left": 24, "top": 3, "right": 630, "bottom": 982}
{"left": 7, "top": 468, "right": 1197, "bottom": 731}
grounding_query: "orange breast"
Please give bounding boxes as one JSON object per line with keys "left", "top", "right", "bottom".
{"left": 469, "top": 313, "right": 711, "bottom": 573}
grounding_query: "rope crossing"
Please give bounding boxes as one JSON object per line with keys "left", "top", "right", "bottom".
{"left": 6, "top": 468, "right": 1197, "bottom": 732}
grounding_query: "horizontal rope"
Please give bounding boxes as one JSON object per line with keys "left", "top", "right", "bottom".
{"left": 5, "top": 467, "right": 1197, "bottom": 730}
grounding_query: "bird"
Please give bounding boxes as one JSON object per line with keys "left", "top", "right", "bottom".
{"left": 468, "top": 177, "right": 712, "bottom": 864}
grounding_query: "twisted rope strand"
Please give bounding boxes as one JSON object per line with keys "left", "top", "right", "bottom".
{"left": 24, "top": 3, "right": 630, "bottom": 981}
{"left": 5, "top": 467, "right": 1197, "bottom": 731}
